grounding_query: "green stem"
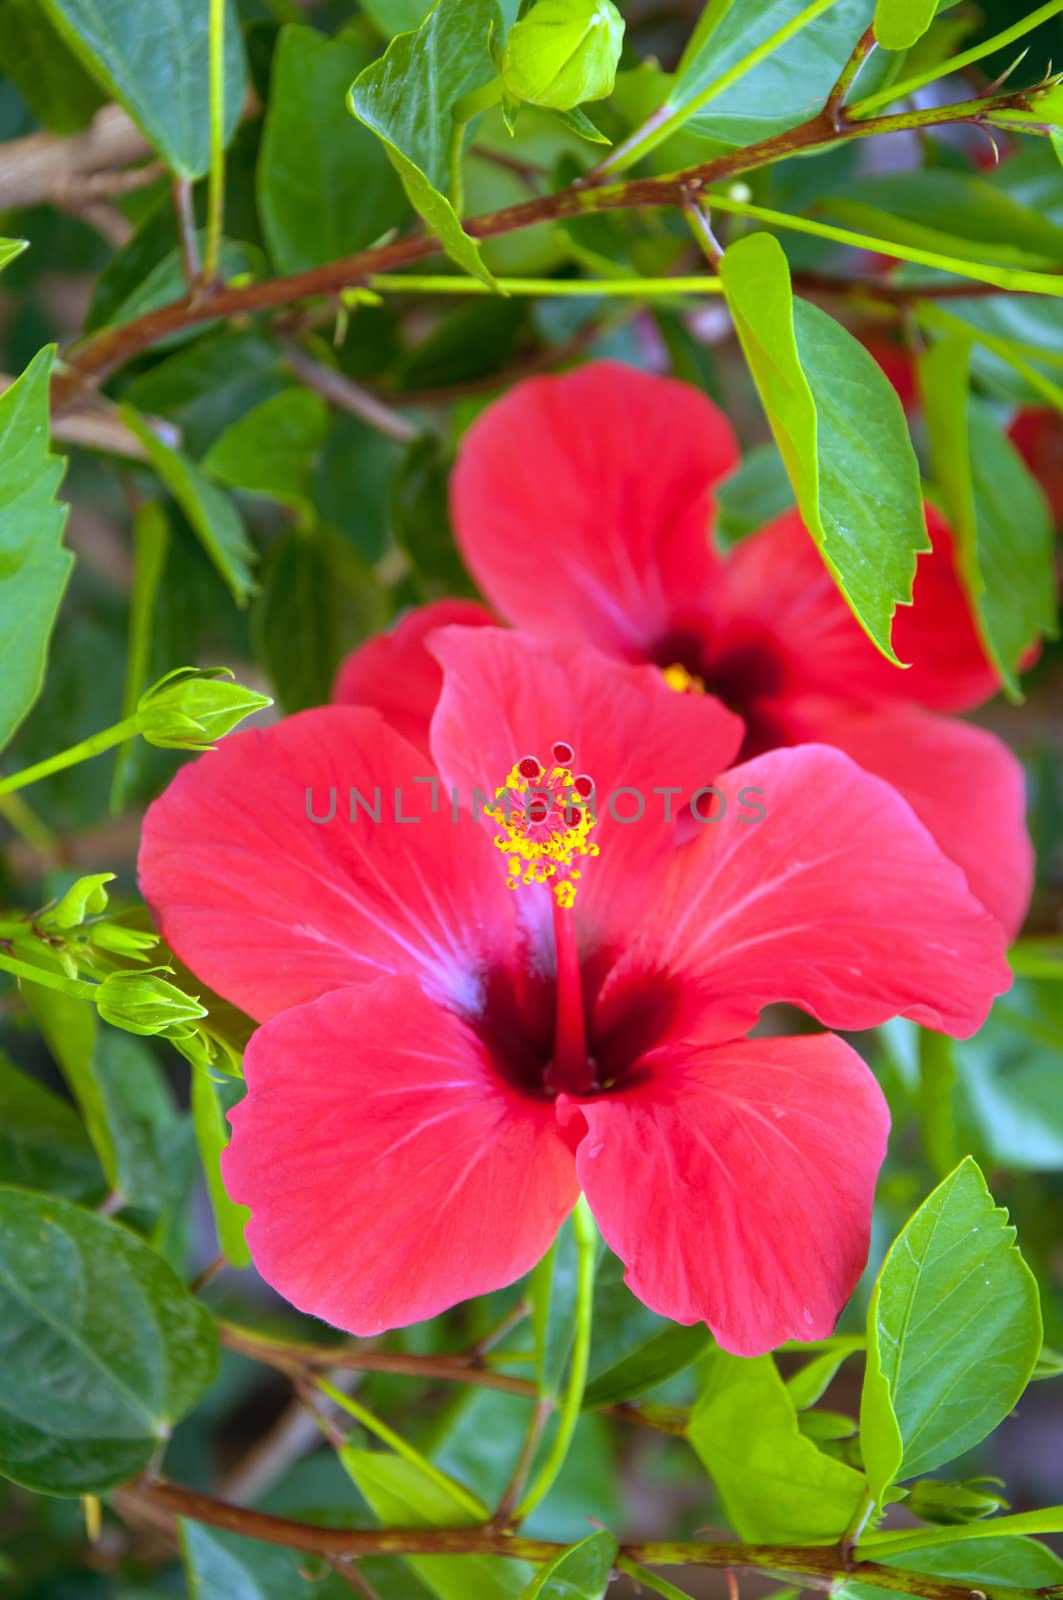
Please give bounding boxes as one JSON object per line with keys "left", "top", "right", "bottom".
{"left": 861, "top": 1507, "right": 1063, "bottom": 1556}
{"left": 0, "top": 951, "right": 97, "bottom": 1000}
{"left": 0, "top": 718, "right": 139, "bottom": 797}
{"left": 850, "top": 0, "right": 1063, "bottom": 118}
{"left": 205, "top": 0, "right": 226, "bottom": 280}
{"left": 368, "top": 273, "right": 726, "bottom": 296}
{"left": 514, "top": 1197, "right": 596, "bottom": 1520}
{"left": 598, "top": 0, "right": 847, "bottom": 174}
{"left": 450, "top": 79, "right": 503, "bottom": 215}
{"left": 704, "top": 189, "right": 1063, "bottom": 297}
{"left": 315, "top": 1376, "right": 485, "bottom": 1520}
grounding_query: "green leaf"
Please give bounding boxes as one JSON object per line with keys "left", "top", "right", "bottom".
{"left": 686, "top": 1352, "right": 867, "bottom": 1542}
{"left": 520, "top": 1531, "right": 618, "bottom": 1599}
{"left": 668, "top": 0, "right": 887, "bottom": 148}
{"left": 38, "top": 0, "right": 246, "bottom": 178}
{"left": 191, "top": 1071, "right": 250, "bottom": 1268}
{"left": 582, "top": 1324, "right": 711, "bottom": 1410}
{"left": 257, "top": 26, "right": 406, "bottom": 275}
{"left": 203, "top": 389, "right": 330, "bottom": 520}
{"left": 344, "top": 1448, "right": 533, "bottom": 1599}
{"left": 0, "top": 1187, "right": 217, "bottom": 1494}
{"left": 181, "top": 1519, "right": 313, "bottom": 1598}
{"left": 860, "top": 1157, "right": 1043, "bottom": 1505}
{"left": 0, "top": 0, "right": 103, "bottom": 134}
{"left": 822, "top": 173, "right": 1063, "bottom": 272}
{"left": 502, "top": 0, "right": 624, "bottom": 111}
{"left": 874, "top": 0, "right": 939, "bottom": 50}
{"left": 120, "top": 408, "right": 257, "bottom": 606}
{"left": 0, "top": 1051, "right": 103, "bottom": 1204}
{"left": 785, "top": 1335, "right": 865, "bottom": 1410}
{"left": 0, "top": 347, "right": 73, "bottom": 754}
{"left": 720, "top": 232, "right": 927, "bottom": 663}
{"left": 250, "top": 526, "right": 388, "bottom": 713}
{"left": 0, "top": 240, "right": 28, "bottom": 273}
{"left": 954, "top": 979, "right": 1063, "bottom": 1172}
{"left": 919, "top": 339, "right": 1058, "bottom": 695}
{"left": 21, "top": 983, "right": 118, "bottom": 1194}
{"left": 886, "top": 1536, "right": 1063, "bottom": 1587}
{"left": 348, "top": 0, "right": 501, "bottom": 285}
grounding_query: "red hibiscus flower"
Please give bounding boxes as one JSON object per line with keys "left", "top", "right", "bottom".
{"left": 141, "top": 630, "right": 1009, "bottom": 1355}
{"left": 337, "top": 361, "right": 1032, "bottom": 938}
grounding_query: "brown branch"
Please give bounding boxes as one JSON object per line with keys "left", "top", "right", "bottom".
{"left": 116, "top": 1477, "right": 1051, "bottom": 1600}
{"left": 0, "top": 105, "right": 154, "bottom": 211}
{"left": 47, "top": 83, "right": 1046, "bottom": 416}
{"left": 825, "top": 26, "right": 878, "bottom": 124}
{"left": 217, "top": 1321, "right": 686, "bottom": 1435}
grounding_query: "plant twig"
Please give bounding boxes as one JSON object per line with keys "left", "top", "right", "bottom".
{"left": 825, "top": 25, "right": 878, "bottom": 124}
{"left": 48, "top": 81, "right": 1047, "bottom": 413}
{"left": 172, "top": 177, "right": 200, "bottom": 289}
{"left": 114, "top": 1477, "right": 1053, "bottom": 1600}
{"left": 280, "top": 340, "right": 421, "bottom": 443}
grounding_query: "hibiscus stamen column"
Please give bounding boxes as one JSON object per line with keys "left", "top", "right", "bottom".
{"left": 486, "top": 741, "right": 599, "bottom": 1097}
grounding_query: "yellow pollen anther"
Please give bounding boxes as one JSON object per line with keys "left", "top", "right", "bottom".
{"left": 662, "top": 662, "right": 706, "bottom": 695}
{"left": 484, "top": 744, "right": 599, "bottom": 908}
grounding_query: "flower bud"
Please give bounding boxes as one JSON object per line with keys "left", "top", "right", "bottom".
{"left": 95, "top": 969, "right": 207, "bottom": 1036}
{"left": 49, "top": 873, "right": 115, "bottom": 930}
{"left": 502, "top": 0, "right": 624, "bottom": 111}
{"left": 136, "top": 667, "right": 272, "bottom": 751}
{"left": 89, "top": 922, "right": 160, "bottom": 961}
{"left": 906, "top": 1477, "right": 1007, "bottom": 1526}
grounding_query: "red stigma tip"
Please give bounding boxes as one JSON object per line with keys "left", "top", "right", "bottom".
{"left": 518, "top": 755, "right": 541, "bottom": 779}
{"left": 573, "top": 774, "right": 594, "bottom": 798}
{"left": 552, "top": 741, "right": 575, "bottom": 766}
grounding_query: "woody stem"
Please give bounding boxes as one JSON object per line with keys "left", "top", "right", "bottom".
{"left": 550, "top": 899, "right": 593, "bottom": 1095}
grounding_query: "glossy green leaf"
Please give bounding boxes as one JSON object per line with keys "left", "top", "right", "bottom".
{"left": 886, "top": 1536, "right": 1063, "bottom": 1587}
{"left": 0, "top": 347, "right": 73, "bottom": 754}
{"left": 348, "top": 0, "right": 501, "bottom": 285}
{"left": 502, "top": 0, "right": 624, "bottom": 111}
{"left": 0, "top": 1187, "right": 217, "bottom": 1493}
{"left": 785, "top": 1336, "right": 865, "bottom": 1410}
{"left": 0, "top": 1052, "right": 103, "bottom": 1204}
{"left": 874, "top": 0, "right": 939, "bottom": 50}
{"left": 720, "top": 232, "right": 927, "bottom": 663}
{"left": 919, "top": 338, "right": 1058, "bottom": 695}
{"left": 345, "top": 1448, "right": 533, "bottom": 1599}
{"left": 191, "top": 1072, "right": 250, "bottom": 1268}
{"left": 668, "top": 0, "right": 887, "bottom": 147}
{"left": 181, "top": 1519, "right": 313, "bottom": 1598}
{"left": 38, "top": 0, "right": 246, "bottom": 178}
{"left": 258, "top": 26, "right": 406, "bottom": 275}
{"left": 203, "top": 389, "right": 330, "bottom": 520}
{"left": 120, "top": 408, "right": 257, "bottom": 606}
{"left": 687, "top": 1352, "right": 867, "bottom": 1541}
{"left": 582, "top": 1323, "right": 711, "bottom": 1410}
{"left": 521, "top": 1531, "right": 618, "bottom": 1599}
{"left": 860, "top": 1158, "right": 1043, "bottom": 1504}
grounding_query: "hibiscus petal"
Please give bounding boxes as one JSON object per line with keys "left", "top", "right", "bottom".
{"left": 451, "top": 360, "right": 737, "bottom": 657}
{"left": 720, "top": 505, "right": 1001, "bottom": 712}
{"left": 782, "top": 697, "right": 1032, "bottom": 940}
{"left": 609, "top": 744, "right": 1010, "bottom": 1041}
{"left": 333, "top": 599, "right": 495, "bottom": 756}
{"left": 559, "top": 1032, "right": 888, "bottom": 1355}
{"left": 225, "top": 977, "right": 579, "bottom": 1334}
{"left": 139, "top": 706, "right": 515, "bottom": 1022}
{"left": 428, "top": 624, "right": 744, "bottom": 938}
